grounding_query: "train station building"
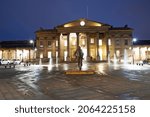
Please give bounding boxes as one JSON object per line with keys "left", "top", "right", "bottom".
{"left": 0, "top": 18, "right": 150, "bottom": 63}
{"left": 35, "top": 18, "right": 133, "bottom": 62}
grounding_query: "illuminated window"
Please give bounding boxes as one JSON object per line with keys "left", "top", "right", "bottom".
{"left": 70, "top": 33, "right": 77, "bottom": 46}
{"left": 108, "top": 39, "right": 111, "bottom": 46}
{"left": 48, "top": 51, "right": 52, "bottom": 58}
{"left": 116, "top": 50, "right": 120, "bottom": 57}
{"left": 40, "top": 53, "right": 43, "bottom": 58}
{"left": 64, "top": 40, "right": 67, "bottom": 46}
{"left": 90, "top": 38, "right": 94, "bottom": 44}
{"left": 40, "top": 41, "right": 43, "bottom": 47}
{"left": 56, "top": 40, "right": 58, "bottom": 47}
{"left": 99, "top": 39, "right": 102, "bottom": 46}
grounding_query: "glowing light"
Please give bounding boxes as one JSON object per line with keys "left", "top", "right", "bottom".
{"left": 108, "top": 39, "right": 111, "bottom": 45}
{"left": 64, "top": 24, "right": 72, "bottom": 27}
{"left": 82, "top": 39, "right": 85, "bottom": 46}
{"left": 70, "top": 33, "right": 76, "bottom": 38}
{"left": 72, "top": 39, "right": 76, "bottom": 46}
{"left": 99, "top": 48, "right": 103, "bottom": 60}
{"left": 96, "top": 23, "right": 102, "bottom": 27}
{"left": 80, "top": 21, "right": 85, "bottom": 26}
{"left": 64, "top": 51, "right": 67, "bottom": 61}
{"left": 30, "top": 40, "right": 34, "bottom": 44}
{"left": 82, "top": 48, "right": 87, "bottom": 60}
{"left": 70, "top": 33, "right": 77, "bottom": 46}
{"left": 40, "top": 53, "right": 43, "bottom": 58}
{"left": 133, "top": 38, "right": 137, "bottom": 42}
{"left": 90, "top": 38, "right": 94, "bottom": 43}
{"left": 56, "top": 40, "right": 58, "bottom": 47}
{"left": 48, "top": 51, "right": 52, "bottom": 58}
{"left": 99, "top": 39, "right": 102, "bottom": 46}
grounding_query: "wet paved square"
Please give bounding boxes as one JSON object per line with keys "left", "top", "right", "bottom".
{"left": 0, "top": 62, "right": 150, "bottom": 100}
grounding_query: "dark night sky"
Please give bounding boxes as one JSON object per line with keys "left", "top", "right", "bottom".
{"left": 0, "top": 0, "right": 150, "bottom": 41}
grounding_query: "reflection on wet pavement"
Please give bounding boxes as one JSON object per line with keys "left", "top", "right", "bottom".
{"left": 119, "top": 93, "right": 139, "bottom": 100}
{"left": 1, "top": 62, "right": 150, "bottom": 99}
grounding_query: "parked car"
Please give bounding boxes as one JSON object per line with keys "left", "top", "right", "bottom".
{"left": 13, "top": 59, "right": 21, "bottom": 64}
{"left": 0, "top": 59, "right": 11, "bottom": 65}
{"left": 143, "top": 59, "right": 150, "bottom": 64}
{"left": 9, "top": 59, "right": 14, "bottom": 64}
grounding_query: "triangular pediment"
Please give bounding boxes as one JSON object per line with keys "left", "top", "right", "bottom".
{"left": 57, "top": 18, "right": 111, "bottom": 28}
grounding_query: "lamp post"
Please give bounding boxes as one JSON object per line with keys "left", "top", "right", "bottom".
{"left": 29, "top": 40, "right": 34, "bottom": 62}
{"left": 132, "top": 38, "right": 137, "bottom": 64}
{"left": 30, "top": 40, "right": 34, "bottom": 48}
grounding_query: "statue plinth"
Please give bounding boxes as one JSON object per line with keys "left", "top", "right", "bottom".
{"left": 65, "top": 70, "right": 95, "bottom": 75}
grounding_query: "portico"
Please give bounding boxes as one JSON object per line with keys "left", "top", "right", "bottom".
{"left": 58, "top": 32, "right": 106, "bottom": 62}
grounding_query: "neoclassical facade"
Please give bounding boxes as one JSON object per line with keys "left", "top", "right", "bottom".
{"left": 35, "top": 18, "right": 133, "bottom": 62}
{"left": 133, "top": 40, "right": 150, "bottom": 61}
{"left": 0, "top": 40, "right": 35, "bottom": 62}
{"left": 1, "top": 19, "right": 150, "bottom": 64}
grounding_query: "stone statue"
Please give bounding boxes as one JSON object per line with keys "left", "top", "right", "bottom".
{"left": 74, "top": 46, "right": 84, "bottom": 70}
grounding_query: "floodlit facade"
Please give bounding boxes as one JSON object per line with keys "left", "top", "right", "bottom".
{"left": 35, "top": 18, "right": 133, "bottom": 62}
{"left": 0, "top": 40, "right": 36, "bottom": 62}
{"left": 132, "top": 40, "right": 150, "bottom": 61}
{"left": 1, "top": 19, "right": 150, "bottom": 64}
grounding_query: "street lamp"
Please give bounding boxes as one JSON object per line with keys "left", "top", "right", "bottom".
{"left": 29, "top": 40, "right": 35, "bottom": 62}
{"left": 29, "top": 40, "right": 34, "bottom": 48}
{"left": 132, "top": 38, "right": 137, "bottom": 64}
{"left": 133, "top": 38, "right": 137, "bottom": 43}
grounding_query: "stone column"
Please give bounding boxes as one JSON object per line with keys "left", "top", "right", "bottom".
{"left": 8, "top": 50, "right": 9, "bottom": 59}
{"left": 52, "top": 40, "right": 56, "bottom": 59}
{"left": 106, "top": 33, "right": 109, "bottom": 61}
{"left": 146, "top": 47, "right": 148, "bottom": 59}
{"left": 67, "top": 33, "right": 70, "bottom": 61}
{"left": 86, "top": 33, "right": 90, "bottom": 61}
{"left": 22, "top": 50, "right": 24, "bottom": 62}
{"left": 36, "top": 39, "right": 40, "bottom": 59}
{"left": 58, "top": 34, "right": 61, "bottom": 62}
{"left": 76, "top": 33, "right": 79, "bottom": 48}
{"left": 43, "top": 40, "right": 48, "bottom": 62}
{"left": 29, "top": 49, "right": 31, "bottom": 62}
{"left": 96, "top": 33, "right": 100, "bottom": 61}
{"left": 15, "top": 49, "right": 17, "bottom": 59}
{"left": 139, "top": 47, "right": 141, "bottom": 60}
